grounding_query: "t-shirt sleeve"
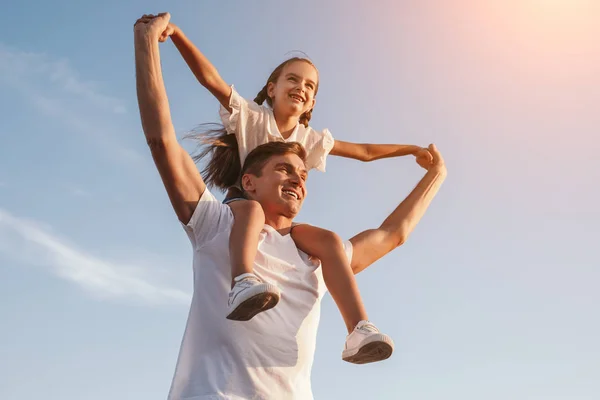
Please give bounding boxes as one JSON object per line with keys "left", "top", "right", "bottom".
{"left": 343, "top": 240, "right": 354, "bottom": 264}
{"left": 303, "top": 128, "right": 335, "bottom": 172}
{"left": 219, "top": 85, "right": 271, "bottom": 165}
{"left": 219, "top": 85, "right": 246, "bottom": 134}
{"left": 181, "top": 189, "right": 232, "bottom": 248}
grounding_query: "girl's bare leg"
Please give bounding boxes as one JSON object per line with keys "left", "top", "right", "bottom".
{"left": 291, "top": 224, "right": 368, "bottom": 333}
{"left": 226, "top": 197, "right": 279, "bottom": 321}
{"left": 228, "top": 199, "right": 265, "bottom": 284}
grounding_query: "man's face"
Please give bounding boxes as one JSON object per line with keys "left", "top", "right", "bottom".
{"left": 242, "top": 153, "right": 308, "bottom": 219}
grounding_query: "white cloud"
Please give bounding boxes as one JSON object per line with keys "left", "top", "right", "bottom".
{"left": 0, "top": 43, "right": 143, "bottom": 165}
{"left": 0, "top": 208, "right": 190, "bottom": 306}
{"left": 70, "top": 188, "right": 90, "bottom": 197}
{"left": 0, "top": 44, "right": 126, "bottom": 114}
{"left": 62, "top": 184, "right": 91, "bottom": 197}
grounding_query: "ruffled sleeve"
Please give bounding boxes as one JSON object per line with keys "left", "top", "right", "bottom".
{"left": 302, "top": 127, "right": 335, "bottom": 172}
{"left": 219, "top": 85, "right": 245, "bottom": 134}
{"left": 218, "top": 85, "right": 272, "bottom": 166}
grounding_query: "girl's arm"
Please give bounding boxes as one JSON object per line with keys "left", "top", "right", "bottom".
{"left": 330, "top": 140, "right": 426, "bottom": 162}
{"left": 168, "top": 24, "right": 232, "bottom": 111}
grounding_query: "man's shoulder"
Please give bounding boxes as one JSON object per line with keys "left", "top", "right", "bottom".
{"left": 182, "top": 188, "right": 233, "bottom": 247}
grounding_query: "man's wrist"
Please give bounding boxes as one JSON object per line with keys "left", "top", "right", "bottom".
{"left": 134, "top": 27, "right": 158, "bottom": 44}
{"left": 429, "top": 164, "right": 447, "bottom": 178}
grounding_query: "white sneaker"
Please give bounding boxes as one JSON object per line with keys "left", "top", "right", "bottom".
{"left": 342, "top": 320, "right": 394, "bottom": 364}
{"left": 226, "top": 273, "right": 280, "bottom": 321}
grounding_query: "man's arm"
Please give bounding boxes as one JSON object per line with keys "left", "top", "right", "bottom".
{"left": 349, "top": 144, "right": 447, "bottom": 274}
{"left": 135, "top": 13, "right": 206, "bottom": 224}
{"left": 330, "top": 140, "right": 433, "bottom": 163}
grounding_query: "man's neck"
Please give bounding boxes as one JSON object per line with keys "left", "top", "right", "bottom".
{"left": 264, "top": 213, "right": 295, "bottom": 236}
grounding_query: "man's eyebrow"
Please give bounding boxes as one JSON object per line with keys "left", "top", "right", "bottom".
{"left": 285, "top": 72, "right": 317, "bottom": 87}
{"left": 274, "top": 162, "right": 307, "bottom": 175}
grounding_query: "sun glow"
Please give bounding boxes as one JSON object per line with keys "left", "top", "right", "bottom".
{"left": 526, "top": 0, "right": 597, "bottom": 18}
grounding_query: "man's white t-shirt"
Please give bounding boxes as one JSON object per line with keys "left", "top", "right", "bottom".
{"left": 220, "top": 86, "right": 335, "bottom": 172}
{"left": 167, "top": 189, "right": 353, "bottom": 400}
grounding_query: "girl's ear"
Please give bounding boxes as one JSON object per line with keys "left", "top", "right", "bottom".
{"left": 308, "top": 97, "right": 316, "bottom": 112}
{"left": 267, "top": 81, "right": 276, "bottom": 100}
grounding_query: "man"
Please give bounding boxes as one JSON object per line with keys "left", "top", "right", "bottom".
{"left": 135, "top": 12, "right": 447, "bottom": 400}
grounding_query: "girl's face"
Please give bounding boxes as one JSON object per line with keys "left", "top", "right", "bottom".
{"left": 267, "top": 61, "right": 318, "bottom": 120}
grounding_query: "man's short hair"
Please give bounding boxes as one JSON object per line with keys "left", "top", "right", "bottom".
{"left": 241, "top": 142, "right": 307, "bottom": 179}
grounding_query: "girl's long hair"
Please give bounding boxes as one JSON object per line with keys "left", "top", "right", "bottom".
{"left": 187, "top": 123, "right": 240, "bottom": 191}
{"left": 190, "top": 57, "right": 318, "bottom": 192}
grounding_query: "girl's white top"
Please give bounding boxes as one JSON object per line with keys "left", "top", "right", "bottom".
{"left": 220, "top": 86, "right": 335, "bottom": 171}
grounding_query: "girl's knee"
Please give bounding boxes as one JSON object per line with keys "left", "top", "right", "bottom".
{"left": 293, "top": 225, "right": 344, "bottom": 249}
{"left": 229, "top": 199, "right": 265, "bottom": 221}
{"left": 319, "top": 229, "right": 344, "bottom": 248}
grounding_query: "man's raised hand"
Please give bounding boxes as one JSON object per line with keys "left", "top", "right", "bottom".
{"left": 422, "top": 144, "right": 446, "bottom": 174}
{"left": 134, "top": 12, "right": 172, "bottom": 42}
{"left": 415, "top": 147, "right": 433, "bottom": 170}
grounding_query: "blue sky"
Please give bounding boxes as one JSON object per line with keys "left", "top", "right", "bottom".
{"left": 1, "top": 1, "right": 599, "bottom": 399}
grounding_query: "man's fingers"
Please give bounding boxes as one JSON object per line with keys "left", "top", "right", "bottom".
{"left": 134, "top": 13, "right": 170, "bottom": 33}
{"left": 428, "top": 143, "right": 439, "bottom": 158}
{"left": 427, "top": 143, "right": 445, "bottom": 167}
{"left": 156, "top": 12, "right": 171, "bottom": 22}
{"left": 134, "top": 14, "right": 155, "bottom": 26}
{"left": 420, "top": 149, "right": 433, "bottom": 163}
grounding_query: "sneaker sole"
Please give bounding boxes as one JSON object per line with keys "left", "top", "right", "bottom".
{"left": 226, "top": 291, "right": 280, "bottom": 321}
{"left": 342, "top": 335, "right": 394, "bottom": 364}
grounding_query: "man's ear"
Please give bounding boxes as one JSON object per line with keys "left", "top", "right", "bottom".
{"left": 241, "top": 173, "right": 255, "bottom": 194}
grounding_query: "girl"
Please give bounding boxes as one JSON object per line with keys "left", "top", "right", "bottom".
{"left": 159, "top": 19, "right": 432, "bottom": 364}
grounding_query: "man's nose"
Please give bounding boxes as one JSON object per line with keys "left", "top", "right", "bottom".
{"left": 289, "top": 174, "right": 303, "bottom": 188}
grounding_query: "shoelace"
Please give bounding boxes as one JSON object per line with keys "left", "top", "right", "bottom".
{"left": 238, "top": 276, "right": 261, "bottom": 286}
{"left": 357, "top": 321, "right": 379, "bottom": 333}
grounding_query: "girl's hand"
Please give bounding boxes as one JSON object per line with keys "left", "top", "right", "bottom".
{"left": 159, "top": 23, "right": 179, "bottom": 42}
{"left": 415, "top": 147, "right": 434, "bottom": 169}
{"left": 417, "top": 144, "right": 446, "bottom": 174}
{"left": 134, "top": 13, "right": 176, "bottom": 43}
